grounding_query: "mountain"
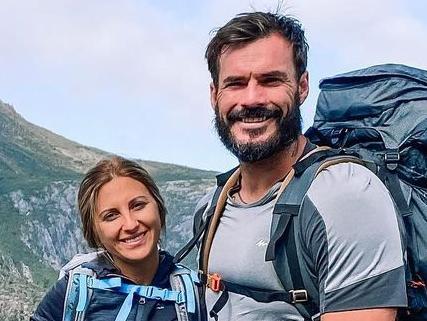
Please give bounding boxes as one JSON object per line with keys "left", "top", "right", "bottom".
{"left": 0, "top": 101, "right": 217, "bottom": 320}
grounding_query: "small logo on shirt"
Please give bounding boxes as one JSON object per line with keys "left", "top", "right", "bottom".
{"left": 256, "top": 239, "right": 268, "bottom": 247}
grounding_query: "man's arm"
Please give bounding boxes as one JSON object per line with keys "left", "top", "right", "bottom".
{"left": 322, "top": 308, "right": 397, "bottom": 321}
{"left": 300, "top": 162, "right": 407, "bottom": 317}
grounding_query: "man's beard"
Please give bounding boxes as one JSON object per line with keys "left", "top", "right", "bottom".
{"left": 214, "top": 95, "right": 302, "bottom": 163}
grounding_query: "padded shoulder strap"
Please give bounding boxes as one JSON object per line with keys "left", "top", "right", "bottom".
{"left": 201, "top": 169, "right": 240, "bottom": 274}
{"left": 268, "top": 152, "right": 364, "bottom": 262}
{"left": 59, "top": 251, "right": 104, "bottom": 280}
{"left": 268, "top": 151, "right": 364, "bottom": 320}
{"left": 62, "top": 266, "right": 96, "bottom": 321}
{"left": 170, "top": 264, "right": 202, "bottom": 321}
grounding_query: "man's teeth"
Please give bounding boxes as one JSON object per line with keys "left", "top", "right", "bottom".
{"left": 123, "top": 233, "right": 145, "bottom": 243}
{"left": 242, "top": 116, "right": 267, "bottom": 123}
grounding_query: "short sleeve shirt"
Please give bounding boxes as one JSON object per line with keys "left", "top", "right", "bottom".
{"left": 205, "top": 162, "right": 407, "bottom": 320}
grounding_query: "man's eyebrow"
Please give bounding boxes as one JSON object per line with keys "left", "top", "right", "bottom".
{"left": 222, "top": 75, "right": 247, "bottom": 83}
{"left": 258, "top": 71, "right": 290, "bottom": 80}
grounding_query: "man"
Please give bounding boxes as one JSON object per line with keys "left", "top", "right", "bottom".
{"left": 194, "top": 11, "right": 407, "bottom": 321}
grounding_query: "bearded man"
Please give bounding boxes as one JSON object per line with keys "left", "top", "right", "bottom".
{"left": 188, "top": 11, "right": 406, "bottom": 321}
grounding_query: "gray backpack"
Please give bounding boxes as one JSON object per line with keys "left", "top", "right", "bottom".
{"left": 306, "top": 63, "right": 427, "bottom": 320}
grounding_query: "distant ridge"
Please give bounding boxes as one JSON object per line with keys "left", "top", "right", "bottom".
{"left": 0, "top": 101, "right": 216, "bottom": 180}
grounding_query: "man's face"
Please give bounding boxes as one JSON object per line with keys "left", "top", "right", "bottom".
{"left": 211, "top": 33, "right": 308, "bottom": 163}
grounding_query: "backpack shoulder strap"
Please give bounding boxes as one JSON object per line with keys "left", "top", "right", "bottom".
{"left": 62, "top": 266, "right": 96, "bottom": 321}
{"left": 201, "top": 168, "right": 240, "bottom": 274}
{"left": 61, "top": 252, "right": 103, "bottom": 321}
{"left": 173, "top": 185, "right": 223, "bottom": 264}
{"left": 268, "top": 149, "right": 364, "bottom": 320}
{"left": 170, "top": 264, "right": 202, "bottom": 321}
{"left": 174, "top": 165, "right": 240, "bottom": 266}
{"left": 59, "top": 251, "right": 104, "bottom": 280}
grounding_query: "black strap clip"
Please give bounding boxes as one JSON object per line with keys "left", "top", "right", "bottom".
{"left": 290, "top": 289, "right": 308, "bottom": 303}
{"left": 384, "top": 149, "right": 400, "bottom": 171}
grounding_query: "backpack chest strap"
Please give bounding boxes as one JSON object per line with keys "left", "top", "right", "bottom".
{"left": 75, "top": 274, "right": 186, "bottom": 321}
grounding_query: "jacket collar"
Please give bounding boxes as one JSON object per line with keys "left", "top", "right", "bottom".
{"left": 82, "top": 250, "right": 175, "bottom": 288}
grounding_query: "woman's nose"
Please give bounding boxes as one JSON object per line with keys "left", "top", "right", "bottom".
{"left": 122, "top": 213, "right": 139, "bottom": 232}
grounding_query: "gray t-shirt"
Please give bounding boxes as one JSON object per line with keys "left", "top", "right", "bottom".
{"left": 203, "top": 162, "right": 406, "bottom": 320}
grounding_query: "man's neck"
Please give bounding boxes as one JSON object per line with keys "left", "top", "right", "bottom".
{"left": 238, "top": 135, "right": 307, "bottom": 204}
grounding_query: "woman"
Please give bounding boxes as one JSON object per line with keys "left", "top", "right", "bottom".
{"left": 31, "top": 156, "right": 202, "bottom": 321}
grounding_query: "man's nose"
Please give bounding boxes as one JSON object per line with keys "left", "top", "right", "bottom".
{"left": 240, "top": 80, "right": 268, "bottom": 108}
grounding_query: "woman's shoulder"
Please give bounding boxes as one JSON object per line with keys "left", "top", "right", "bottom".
{"left": 30, "top": 276, "right": 68, "bottom": 321}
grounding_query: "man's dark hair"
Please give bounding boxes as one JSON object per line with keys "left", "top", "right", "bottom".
{"left": 205, "top": 11, "right": 309, "bottom": 87}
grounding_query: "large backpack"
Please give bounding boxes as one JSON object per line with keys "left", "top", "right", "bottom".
{"left": 305, "top": 63, "right": 427, "bottom": 319}
{"left": 60, "top": 252, "right": 203, "bottom": 321}
{"left": 175, "top": 64, "right": 427, "bottom": 320}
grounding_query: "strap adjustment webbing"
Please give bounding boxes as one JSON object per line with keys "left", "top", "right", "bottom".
{"left": 75, "top": 274, "right": 186, "bottom": 321}
{"left": 205, "top": 275, "right": 309, "bottom": 320}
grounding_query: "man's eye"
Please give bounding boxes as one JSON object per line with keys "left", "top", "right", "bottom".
{"left": 262, "top": 78, "right": 283, "bottom": 86}
{"left": 224, "top": 82, "right": 244, "bottom": 88}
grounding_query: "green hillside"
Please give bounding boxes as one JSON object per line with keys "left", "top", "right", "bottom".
{"left": 0, "top": 101, "right": 216, "bottom": 320}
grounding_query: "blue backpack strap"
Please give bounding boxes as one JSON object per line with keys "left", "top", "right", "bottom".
{"left": 170, "top": 264, "right": 203, "bottom": 321}
{"left": 89, "top": 276, "right": 187, "bottom": 321}
{"left": 62, "top": 266, "right": 95, "bottom": 321}
{"left": 64, "top": 264, "right": 191, "bottom": 321}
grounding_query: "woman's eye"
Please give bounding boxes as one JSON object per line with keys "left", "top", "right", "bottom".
{"left": 102, "top": 211, "right": 118, "bottom": 222}
{"left": 132, "top": 202, "right": 147, "bottom": 210}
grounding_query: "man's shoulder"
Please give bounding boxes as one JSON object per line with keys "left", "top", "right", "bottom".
{"left": 306, "top": 161, "right": 391, "bottom": 207}
{"left": 296, "top": 162, "right": 406, "bottom": 313}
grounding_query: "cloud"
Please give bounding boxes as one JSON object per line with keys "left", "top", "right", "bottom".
{"left": 0, "top": 0, "right": 211, "bottom": 109}
{"left": 297, "top": 0, "right": 427, "bottom": 70}
{"left": 0, "top": 0, "right": 425, "bottom": 171}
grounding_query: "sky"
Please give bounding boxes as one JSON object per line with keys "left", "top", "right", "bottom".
{"left": 1, "top": 0, "right": 426, "bottom": 172}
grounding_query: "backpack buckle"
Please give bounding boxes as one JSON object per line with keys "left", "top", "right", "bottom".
{"left": 290, "top": 289, "right": 308, "bottom": 303}
{"left": 384, "top": 150, "right": 400, "bottom": 170}
{"left": 207, "top": 273, "right": 222, "bottom": 292}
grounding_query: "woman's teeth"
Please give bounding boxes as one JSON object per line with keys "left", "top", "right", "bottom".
{"left": 123, "top": 233, "right": 145, "bottom": 243}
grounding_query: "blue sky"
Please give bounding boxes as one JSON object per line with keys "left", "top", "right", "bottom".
{"left": 1, "top": 0, "right": 426, "bottom": 171}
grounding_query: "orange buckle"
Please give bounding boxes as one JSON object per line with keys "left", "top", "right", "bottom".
{"left": 208, "top": 273, "right": 222, "bottom": 292}
{"left": 409, "top": 280, "right": 426, "bottom": 288}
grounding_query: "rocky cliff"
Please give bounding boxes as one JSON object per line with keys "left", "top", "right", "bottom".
{"left": 0, "top": 101, "right": 216, "bottom": 320}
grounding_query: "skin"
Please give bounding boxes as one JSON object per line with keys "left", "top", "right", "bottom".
{"left": 95, "top": 176, "right": 162, "bottom": 285}
{"left": 210, "top": 33, "right": 308, "bottom": 203}
{"left": 210, "top": 32, "right": 397, "bottom": 321}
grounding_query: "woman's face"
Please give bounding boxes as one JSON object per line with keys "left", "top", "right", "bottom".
{"left": 94, "top": 176, "right": 162, "bottom": 271}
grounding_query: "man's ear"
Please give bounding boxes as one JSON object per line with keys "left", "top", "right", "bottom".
{"left": 210, "top": 82, "right": 217, "bottom": 110}
{"left": 298, "top": 71, "right": 309, "bottom": 104}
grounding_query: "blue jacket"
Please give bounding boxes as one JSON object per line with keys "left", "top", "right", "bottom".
{"left": 31, "top": 251, "right": 180, "bottom": 321}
